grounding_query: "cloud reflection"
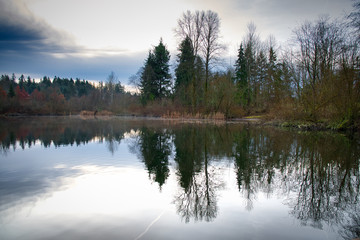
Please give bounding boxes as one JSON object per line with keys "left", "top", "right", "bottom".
{"left": 0, "top": 117, "right": 359, "bottom": 239}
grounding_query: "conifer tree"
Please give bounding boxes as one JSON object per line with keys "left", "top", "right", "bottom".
{"left": 234, "top": 44, "right": 249, "bottom": 107}
{"left": 140, "top": 51, "right": 157, "bottom": 104}
{"left": 153, "top": 39, "right": 171, "bottom": 99}
{"left": 140, "top": 39, "right": 171, "bottom": 104}
{"left": 175, "top": 36, "right": 195, "bottom": 106}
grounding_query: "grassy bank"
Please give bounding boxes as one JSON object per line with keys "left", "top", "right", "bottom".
{"left": 1, "top": 106, "right": 359, "bottom": 133}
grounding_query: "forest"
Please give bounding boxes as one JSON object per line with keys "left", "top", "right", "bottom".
{"left": 1, "top": 2, "right": 359, "bottom": 129}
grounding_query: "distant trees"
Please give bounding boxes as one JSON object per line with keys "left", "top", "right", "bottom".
{"left": 104, "top": 71, "right": 124, "bottom": 106}
{"left": 0, "top": 73, "right": 130, "bottom": 115}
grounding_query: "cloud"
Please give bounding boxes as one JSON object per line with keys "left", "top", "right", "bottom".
{"left": 0, "top": 0, "right": 76, "bottom": 55}
{"left": 0, "top": 48, "right": 145, "bottom": 83}
{"left": 0, "top": 167, "right": 80, "bottom": 214}
{"left": 0, "top": 0, "right": 146, "bottom": 83}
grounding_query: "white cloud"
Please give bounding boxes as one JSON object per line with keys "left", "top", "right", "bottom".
{"left": 24, "top": 0, "right": 190, "bottom": 52}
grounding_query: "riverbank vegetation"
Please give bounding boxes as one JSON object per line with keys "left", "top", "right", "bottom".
{"left": 1, "top": 2, "right": 359, "bottom": 130}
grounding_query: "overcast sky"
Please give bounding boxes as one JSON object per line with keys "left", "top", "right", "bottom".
{"left": 0, "top": 0, "right": 353, "bottom": 85}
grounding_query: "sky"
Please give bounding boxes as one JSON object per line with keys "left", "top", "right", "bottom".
{"left": 0, "top": 0, "right": 354, "bottom": 86}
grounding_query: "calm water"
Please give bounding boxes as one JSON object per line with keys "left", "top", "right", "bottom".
{"left": 0, "top": 116, "right": 359, "bottom": 240}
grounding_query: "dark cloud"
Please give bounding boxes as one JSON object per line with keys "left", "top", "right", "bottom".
{"left": 0, "top": 0, "right": 75, "bottom": 53}
{"left": 0, "top": 0, "right": 144, "bottom": 83}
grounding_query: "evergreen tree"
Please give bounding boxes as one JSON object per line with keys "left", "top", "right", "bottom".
{"left": 193, "top": 56, "right": 205, "bottom": 108}
{"left": 40, "top": 76, "right": 51, "bottom": 90}
{"left": 175, "top": 36, "right": 195, "bottom": 106}
{"left": 140, "top": 51, "right": 157, "bottom": 104}
{"left": 18, "top": 74, "right": 25, "bottom": 90}
{"left": 26, "top": 76, "right": 35, "bottom": 94}
{"left": 255, "top": 50, "right": 267, "bottom": 108}
{"left": 153, "top": 38, "right": 171, "bottom": 99}
{"left": 234, "top": 44, "right": 249, "bottom": 107}
{"left": 11, "top": 73, "right": 16, "bottom": 82}
{"left": 140, "top": 39, "right": 172, "bottom": 103}
{"left": 244, "top": 41, "right": 256, "bottom": 104}
{"left": 266, "top": 46, "right": 280, "bottom": 103}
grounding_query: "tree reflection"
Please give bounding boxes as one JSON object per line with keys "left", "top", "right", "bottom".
{"left": 0, "top": 117, "right": 129, "bottom": 152}
{"left": 1, "top": 117, "right": 359, "bottom": 234}
{"left": 286, "top": 134, "right": 360, "bottom": 231}
{"left": 130, "top": 127, "right": 172, "bottom": 189}
{"left": 173, "top": 125, "right": 225, "bottom": 222}
{"left": 232, "top": 128, "right": 360, "bottom": 234}
{"left": 233, "top": 128, "right": 256, "bottom": 210}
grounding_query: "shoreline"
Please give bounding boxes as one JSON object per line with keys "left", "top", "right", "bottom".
{"left": 1, "top": 113, "right": 358, "bottom": 133}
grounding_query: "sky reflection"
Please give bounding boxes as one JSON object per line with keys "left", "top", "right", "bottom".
{"left": 0, "top": 117, "right": 359, "bottom": 240}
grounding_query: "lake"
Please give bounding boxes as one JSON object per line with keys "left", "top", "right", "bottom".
{"left": 0, "top": 116, "right": 359, "bottom": 240}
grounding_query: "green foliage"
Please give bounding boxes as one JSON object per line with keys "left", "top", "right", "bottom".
{"left": 140, "top": 51, "right": 158, "bottom": 105}
{"left": 153, "top": 39, "right": 172, "bottom": 98}
{"left": 234, "top": 44, "right": 250, "bottom": 107}
{"left": 175, "top": 36, "right": 195, "bottom": 107}
{"left": 140, "top": 39, "right": 172, "bottom": 104}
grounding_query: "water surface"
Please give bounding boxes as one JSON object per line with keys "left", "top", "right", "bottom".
{"left": 0, "top": 116, "right": 359, "bottom": 240}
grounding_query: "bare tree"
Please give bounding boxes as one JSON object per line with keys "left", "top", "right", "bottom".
{"left": 106, "top": 71, "right": 117, "bottom": 104}
{"left": 293, "top": 17, "right": 345, "bottom": 119}
{"left": 242, "top": 22, "right": 261, "bottom": 107}
{"left": 175, "top": 10, "right": 225, "bottom": 109}
{"left": 201, "top": 10, "right": 225, "bottom": 96}
{"left": 175, "top": 10, "right": 205, "bottom": 57}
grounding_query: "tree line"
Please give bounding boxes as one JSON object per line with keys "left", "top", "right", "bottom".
{"left": 134, "top": 5, "right": 359, "bottom": 127}
{"left": 1, "top": 2, "right": 359, "bottom": 127}
{"left": 0, "top": 72, "right": 137, "bottom": 115}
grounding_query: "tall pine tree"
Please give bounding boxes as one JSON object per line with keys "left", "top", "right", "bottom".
{"left": 153, "top": 39, "right": 171, "bottom": 99}
{"left": 140, "top": 39, "right": 171, "bottom": 103}
{"left": 140, "top": 51, "right": 157, "bottom": 104}
{"left": 234, "top": 44, "right": 249, "bottom": 107}
{"left": 175, "top": 36, "right": 195, "bottom": 106}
